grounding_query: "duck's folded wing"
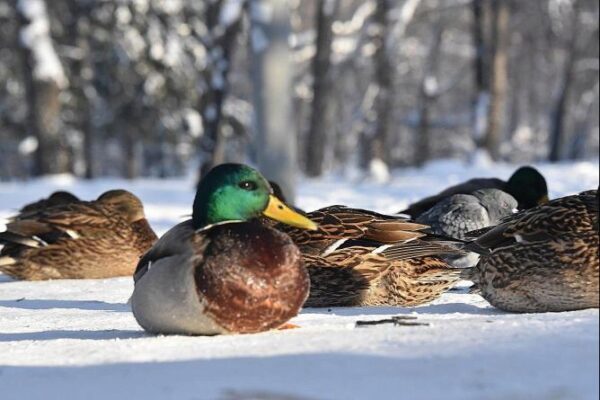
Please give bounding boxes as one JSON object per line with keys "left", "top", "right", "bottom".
{"left": 417, "top": 196, "right": 488, "bottom": 239}
{"left": 134, "top": 220, "right": 199, "bottom": 283}
{"left": 280, "top": 206, "right": 429, "bottom": 255}
{"left": 400, "top": 178, "right": 506, "bottom": 218}
{"left": 2, "top": 203, "right": 111, "bottom": 246}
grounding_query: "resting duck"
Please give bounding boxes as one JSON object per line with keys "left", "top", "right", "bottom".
{"left": 401, "top": 166, "right": 548, "bottom": 219}
{"left": 131, "top": 164, "right": 317, "bottom": 336}
{"left": 463, "top": 189, "right": 599, "bottom": 313}
{"left": 0, "top": 190, "right": 157, "bottom": 280}
{"left": 276, "top": 206, "right": 467, "bottom": 307}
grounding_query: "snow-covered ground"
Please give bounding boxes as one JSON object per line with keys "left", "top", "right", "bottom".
{"left": 0, "top": 160, "right": 598, "bottom": 400}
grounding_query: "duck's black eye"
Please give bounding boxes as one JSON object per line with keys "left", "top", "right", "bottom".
{"left": 239, "top": 181, "right": 258, "bottom": 191}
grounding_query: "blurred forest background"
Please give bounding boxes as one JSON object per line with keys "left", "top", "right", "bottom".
{"left": 0, "top": 0, "right": 598, "bottom": 188}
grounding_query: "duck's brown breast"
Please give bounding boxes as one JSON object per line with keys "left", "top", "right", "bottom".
{"left": 195, "top": 221, "right": 309, "bottom": 334}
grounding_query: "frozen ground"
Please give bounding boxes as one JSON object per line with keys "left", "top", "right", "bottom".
{"left": 0, "top": 159, "right": 598, "bottom": 400}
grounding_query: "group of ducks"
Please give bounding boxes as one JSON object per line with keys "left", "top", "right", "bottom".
{"left": 0, "top": 164, "right": 598, "bottom": 336}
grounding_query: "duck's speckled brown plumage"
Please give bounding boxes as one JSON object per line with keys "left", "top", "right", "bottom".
{"left": 132, "top": 220, "right": 309, "bottom": 335}
{"left": 0, "top": 190, "right": 157, "bottom": 280}
{"left": 277, "top": 206, "right": 466, "bottom": 307}
{"left": 464, "top": 190, "right": 599, "bottom": 313}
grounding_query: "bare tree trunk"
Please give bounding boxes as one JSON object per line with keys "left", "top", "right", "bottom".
{"left": 568, "top": 81, "right": 598, "bottom": 160}
{"left": 66, "top": 1, "right": 95, "bottom": 179}
{"left": 198, "top": 0, "right": 245, "bottom": 173}
{"left": 124, "top": 129, "right": 138, "bottom": 180}
{"left": 250, "top": 0, "right": 297, "bottom": 202}
{"left": 305, "top": 0, "right": 339, "bottom": 177}
{"left": 17, "top": 0, "right": 69, "bottom": 176}
{"left": 362, "top": 0, "right": 421, "bottom": 169}
{"left": 415, "top": 27, "right": 444, "bottom": 167}
{"left": 549, "top": 11, "right": 581, "bottom": 163}
{"left": 471, "top": 0, "right": 490, "bottom": 147}
{"left": 549, "top": 52, "right": 576, "bottom": 162}
{"left": 371, "top": 0, "right": 393, "bottom": 165}
{"left": 484, "top": 0, "right": 510, "bottom": 160}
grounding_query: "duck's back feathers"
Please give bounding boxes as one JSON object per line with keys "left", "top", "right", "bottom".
{"left": 400, "top": 178, "right": 506, "bottom": 218}
{"left": 280, "top": 206, "right": 429, "bottom": 255}
{"left": 416, "top": 194, "right": 489, "bottom": 239}
{"left": 466, "top": 190, "right": 597, "bottom": 255}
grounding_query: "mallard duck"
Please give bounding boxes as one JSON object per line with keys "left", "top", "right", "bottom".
{"left": 463, "top": 189, "right": 599, "bottom": 313}
{"left": 275, "top": 206, "right": 467, "bottom": 307}
{"left": 401, "top": 166, "right": 548, "bottom": 218}
{"left": 19, "top": 191, "right": 80, "bottom": 214}
{"left": 131, "top": 164, "right": 318, "bottom": 336}
{"left": 0, "top": 190, "right": 157, "bottom": 280}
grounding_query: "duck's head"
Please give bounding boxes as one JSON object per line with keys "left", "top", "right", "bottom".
{"left": 506, "top": 166, "right": 549, "bottom": 209}
{"left": 48, "top": 191, "right": 79, "bottom": 204}
{"left": 193, "top": 164, "right": 317, "bottom": 230}
{"left": 97, "top": 190, "right": 146, "bottom": 223}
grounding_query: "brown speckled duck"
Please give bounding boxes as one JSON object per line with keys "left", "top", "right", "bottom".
{"left": 463, "top": 189, "right": 599, "bottom": 313}
{"left": 131, "top": 164, "right": 318, "bottom": 336}
{"left": 276, "top": 206, "right": 467, "bottom": 307}
{"left": 0, "top": 190, "right": 157, "bottom": 280}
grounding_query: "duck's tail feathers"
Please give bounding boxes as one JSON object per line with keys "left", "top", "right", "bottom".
{"left": 0, "top": 232, "right": 45, "bottom": 248}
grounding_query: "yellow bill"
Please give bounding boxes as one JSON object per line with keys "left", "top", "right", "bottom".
{"left": 263, "top": 195, "right": 318, "bottom": 231}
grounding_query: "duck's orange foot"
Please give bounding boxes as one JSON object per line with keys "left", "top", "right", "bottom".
{"left": 278, "top": 323, "right": 300, "bottom": 330}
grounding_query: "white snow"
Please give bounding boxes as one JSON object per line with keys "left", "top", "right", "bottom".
{"left": 17, "top": 0, "right": 68, "bottom": 88}
{"left": 0, "top": 159, "right": 598, "bottom": 400}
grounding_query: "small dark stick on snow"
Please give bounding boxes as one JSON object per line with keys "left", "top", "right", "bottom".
{"left": 355, "top": 316, "right": 430, "bottom": 327}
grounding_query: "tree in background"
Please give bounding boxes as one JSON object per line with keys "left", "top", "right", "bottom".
{"left": 0, "top": 0, "right": 598, "bottom": 180}
{"left": 250, "top": 0, "right": 298, "bottom": 201}
{"left": 471, "top": 0, "right": 511, "bottom": 161}
{"left": 17, "top": 0, "right": 69, "bottom": 175}
{"left": 305, "top": 0, "right": 338, "bottom": 178}
{"left": 485, "top": 0, "right": 511, "bottom": 161}
{"left": 198, "top": 0, "right": 246, "bottom": 175}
